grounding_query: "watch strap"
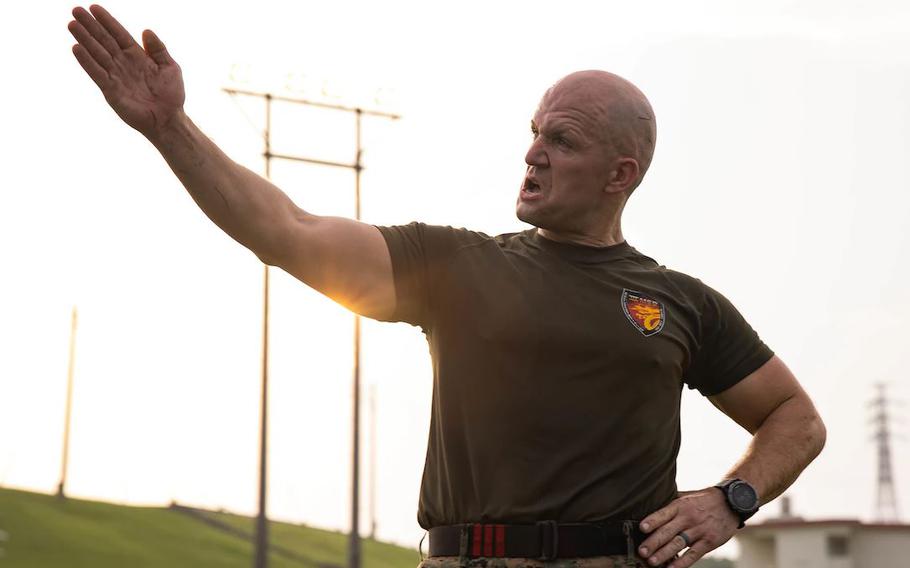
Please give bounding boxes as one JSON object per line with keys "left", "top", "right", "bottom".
{"left": 714, "top": 478, "right": 759, "bottom": 529}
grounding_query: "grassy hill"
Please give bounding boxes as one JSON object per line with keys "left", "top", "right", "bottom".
{"left": 0, "top": 486, "right": 417, "bottom": 568}
{"left": 0, "top": 486, "right": 734, "bottom": 568}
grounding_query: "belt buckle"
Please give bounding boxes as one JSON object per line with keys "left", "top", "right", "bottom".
{"left": 537, "top": 520, "right": 559, "bottom": 561}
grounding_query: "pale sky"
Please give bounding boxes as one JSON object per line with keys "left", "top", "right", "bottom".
{"left": 2, "top": 0, "right": 909, "bottom": 559}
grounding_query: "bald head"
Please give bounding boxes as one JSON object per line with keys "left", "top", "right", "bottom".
{"left": 541, "top": 70, "right": 657, "bottom": 191}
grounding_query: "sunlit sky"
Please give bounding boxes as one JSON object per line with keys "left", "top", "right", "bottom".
{"left": 3, "top": 0, "right": 910, "bottom": 558}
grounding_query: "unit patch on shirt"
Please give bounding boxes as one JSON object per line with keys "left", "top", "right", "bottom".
{"left": 621, "top": 289, "right": 666, "bottom": 337}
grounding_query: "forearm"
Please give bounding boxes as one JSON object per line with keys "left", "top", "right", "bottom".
{"left": 725, "top": 393, "right": 826, "bottom": 504}
{"left": 147, "top": 111, "right": 300, "bottom": 263}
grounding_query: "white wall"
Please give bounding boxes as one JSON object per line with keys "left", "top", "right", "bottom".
{"left": 853, "top": 529, "right": 910, "bottom": 567}
{"left": 739, "top": 524, "right": 910, "bottom": 568}
{"left": 737, "top": 534, "right": 776, "bottom": 568}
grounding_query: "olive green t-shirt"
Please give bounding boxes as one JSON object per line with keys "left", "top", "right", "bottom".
{"left": 375, "top": 223, "right": 773, "bottom": 529}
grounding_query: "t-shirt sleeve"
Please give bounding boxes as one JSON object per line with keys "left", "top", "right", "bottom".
{"left": 683, "top": 283, "right": 774, "bottom": 396}
{"left": 373, "top": 222, "right": 485, "bottom": 329}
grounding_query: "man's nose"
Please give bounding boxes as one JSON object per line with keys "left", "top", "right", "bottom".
{"left": 524, "top": 138, "right": 549, "bottom": 168}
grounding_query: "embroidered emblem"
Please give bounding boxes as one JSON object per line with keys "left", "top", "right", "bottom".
{"left": 621, "top": 289, "right": 666, "bottom": 337}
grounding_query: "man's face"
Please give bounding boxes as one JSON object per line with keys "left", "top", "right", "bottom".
{"left": 516, "top": 83, "right": 619, "bottom": 235}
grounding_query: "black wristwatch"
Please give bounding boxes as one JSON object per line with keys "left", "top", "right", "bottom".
{"left": 714, "top": 478, "right": 759, "bottom": 528}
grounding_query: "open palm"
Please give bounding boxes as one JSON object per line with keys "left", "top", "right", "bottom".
{"left": 68, "top": 5, "right": 185, "bottom": 135}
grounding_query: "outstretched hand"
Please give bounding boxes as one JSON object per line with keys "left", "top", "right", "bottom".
{"left": 637, "top": 488, "right": 740, "bottom": 568}
{"left": 68, "top": 4, "right": 185, "bottom": 137}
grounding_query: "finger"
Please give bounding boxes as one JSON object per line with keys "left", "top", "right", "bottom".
{"left": 667, "top": 540, "right": 709, "bottom": 568}
{"left": 68, "top": 20, "right": 114, "bottom": 71}
{"left": 638, "top": 503, "right": 681, "bottom": 558}
{"left": 141, "top": 29, "right": 174, "bottom": 67}
{"left": 72, "top": 6, "right": 121, "bottom": 58}
{"left": 646, "top": 531, "right": 693, "bottom": 567}
{"left": 638, "top": 525, "right": 696, "bottom": 564}
{"left": 89, "top": 4, "right": 138, "bottom": 49}
{"left": 72, "top": 44, "right": 111, "bottom": 90}
{"left": 639, "top": 511, "right": 694, "bottom": 559}
{"left": 650, "top": 520, "right": 689, "bottom": 551}
{"left": 641, "top": 503, "right": 677, "bottom": 534}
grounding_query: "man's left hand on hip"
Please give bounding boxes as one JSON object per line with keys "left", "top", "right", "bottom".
{"left": 637, "top": 488, "right": 739, "bottom": 568}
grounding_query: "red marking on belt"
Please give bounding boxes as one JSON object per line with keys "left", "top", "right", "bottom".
{"left": 495, "top": 524, "right": 505, "bottom": 557}
{"left": 472, "top": 524, "right": 482, "bottom": 556}
{"left": 483, "top": 524, "right": 493, "bottom": 557}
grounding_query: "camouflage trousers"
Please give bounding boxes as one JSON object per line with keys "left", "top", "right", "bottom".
{"left": 418, "top": 555, "right": 663, "bottom": 568}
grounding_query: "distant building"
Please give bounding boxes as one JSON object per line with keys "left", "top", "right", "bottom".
{"left": 735, "top": 498, "right": 910, "bottom": 568}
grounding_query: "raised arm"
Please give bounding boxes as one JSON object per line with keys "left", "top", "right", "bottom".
{"left": 67, "top": 5, "right": 395, "bottom": 319}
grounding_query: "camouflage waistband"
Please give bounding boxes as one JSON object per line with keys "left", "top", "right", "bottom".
{"left": 418, "top": 555, "right": 657, "bottom": 568}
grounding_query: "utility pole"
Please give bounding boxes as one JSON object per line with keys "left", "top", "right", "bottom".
{"left": 369, "top": 383, "right": 377, "bottom": 540}
{"left": 57, "top": 306, "right": 78, "bottom": 499}
{"left": 870, "top": 383, "right": 900, "bottom": 522}
{"left": 223, "top": 87, "right": 399, "bottom": 568}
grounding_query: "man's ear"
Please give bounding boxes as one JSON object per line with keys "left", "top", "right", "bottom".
{"left": 605, "top": 158, "right": 640, "bottom": 194}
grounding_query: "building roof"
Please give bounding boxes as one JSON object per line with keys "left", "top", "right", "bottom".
{"left": 741, "top": 518, "right": 910, "bottom": 532}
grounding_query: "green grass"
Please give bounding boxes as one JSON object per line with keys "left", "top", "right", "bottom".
{"left": 0, "top": 487, "right": 733, "bottom": 568}
{"left": 0, "top": 487, "right": 417, "bottom": 568}
{"left": 190, "top": 508, "right": 418, "bottom": 568}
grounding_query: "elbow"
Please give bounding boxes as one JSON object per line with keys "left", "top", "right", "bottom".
{"left": 784, "top": 390, "right": 826, "bottom": 463}
{"left": 250, "top": 219, "right": 298, "bottom": 267}
{"left": 254, "top": 207, "right": 312, "bottom": 268}
{"left": 254, "top": 249, "right": 280, "bottom": 267}
{"left": 807, "top": 410, "right": 827, "bottom": 461}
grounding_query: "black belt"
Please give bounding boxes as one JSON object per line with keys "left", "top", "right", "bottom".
{"left": 427, "top": 521, "right": 646, "bottom": 560}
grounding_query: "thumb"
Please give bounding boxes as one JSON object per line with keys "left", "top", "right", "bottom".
{"left": 142, "top": 29, "right": 174, "bottom": 66}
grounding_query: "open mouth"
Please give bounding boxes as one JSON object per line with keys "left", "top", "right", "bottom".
{"left": 523, "top": 178, "right": 541, "bottom": 194}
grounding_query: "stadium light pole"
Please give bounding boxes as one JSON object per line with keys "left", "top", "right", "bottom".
{"left": 57, "top": 306, "right": 78, "bottom": 500}
{"left": 223, "top": 87, "right": 399, "bottom": 568}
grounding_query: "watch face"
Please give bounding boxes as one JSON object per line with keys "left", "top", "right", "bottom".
{"left": 731, "top": 482, "right": 758, "bottom": 510}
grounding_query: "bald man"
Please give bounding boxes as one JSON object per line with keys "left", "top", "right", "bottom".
{"left": 69, "top": 6, "right": 825, "bottom": 568}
